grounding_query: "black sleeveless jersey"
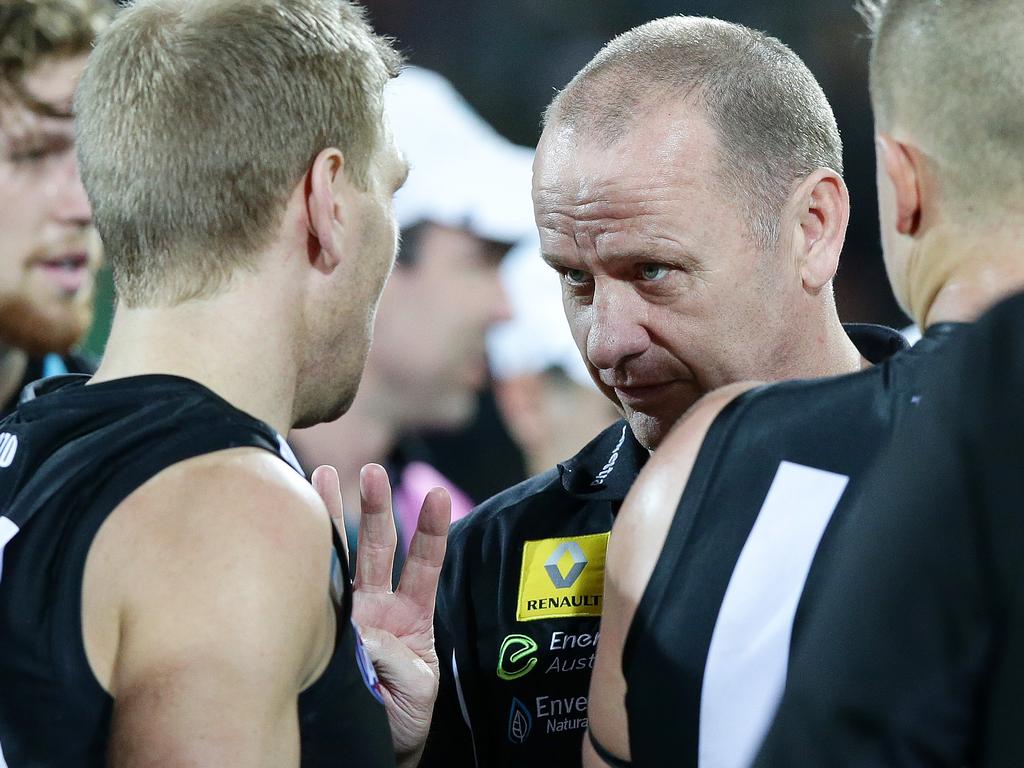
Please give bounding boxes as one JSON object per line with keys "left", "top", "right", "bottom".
{"left": 0, "top": 374, "right": 394, "bottom": 768}
{"left": 424, "top": 324, "right": 906, "bottom": 768}
{"left": 622, "top": 323, "right": 961, "bottom": 768}
{"left": 757, "top": 293, "right": 1024, "bottom": 768}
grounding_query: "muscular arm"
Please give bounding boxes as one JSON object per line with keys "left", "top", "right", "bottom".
{"left": 82, "top": 449, "right": 336, "bottom": 768}
{"left": 585, "top": 383, "right": 760, "bottom": 767}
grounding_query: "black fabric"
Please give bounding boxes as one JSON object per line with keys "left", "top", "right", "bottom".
{"left": 621, "top": 323, "right": 951, "bottom": 768}
{"left": 421, "top": 419, "right": 647, "bottom": 768}
{"left": 422, "top": 323, "right": 907, "bottom": 768}
{"left": 756, "top": 292, "right": 1024, "bottom": 768}
{"left": 0, "top": 351, "right": 95, "bottom": 418}
{"left": 0, "top": 375, "right": 394, "bottom": 767}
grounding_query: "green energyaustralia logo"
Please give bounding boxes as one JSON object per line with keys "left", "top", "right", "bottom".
{"left": 497, "top": 634, "right": 539, "bottom": 681}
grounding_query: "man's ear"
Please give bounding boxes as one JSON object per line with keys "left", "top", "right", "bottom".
{"left": 793, "top": 168, "right": 850, "bottom": 293}
{"left": 876, "top": 133, "right": 922, "bottom": 237}
{"left": 306, "top": 147, "right": 347, "bottom": 274}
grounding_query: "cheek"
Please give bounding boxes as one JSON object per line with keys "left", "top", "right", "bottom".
{"left": 0, "top": 173, "right": 36, "bottom": 231}
{"left": 562, "top": 301, "right": 592, "bottom": 355}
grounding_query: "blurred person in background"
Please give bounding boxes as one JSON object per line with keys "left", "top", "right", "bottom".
{"left": 0, "top": 0, "right": 109, "bottom": 417}
{"left": 423, "top": 15, "right": 908, "bottom": 768}
{"left": 488, "top": 240, "right": 619, "bottom": 479}
{"left": 290, "top": 66, "right": 525, "bottom": 558}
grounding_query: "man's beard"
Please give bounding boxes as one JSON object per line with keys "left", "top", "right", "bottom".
{"left": 0, "top": 291, "right": 93, "bottom": 356}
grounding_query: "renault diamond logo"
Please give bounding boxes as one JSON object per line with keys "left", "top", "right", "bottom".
{"left": 544, "top": 541, "right": 588, "bottom": 589}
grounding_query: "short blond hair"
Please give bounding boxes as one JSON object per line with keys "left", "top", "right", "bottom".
{"left": 0, "top": 0, "right": 112, "bottom": 113}
{"left": 74, "top": 0, "right": 402, "bottom": 307}
{"left": 545, "top": 17, "right": 843, "bottom": 251}
{"left": 860, "top": 0, "right": 1024, "bottom": 223}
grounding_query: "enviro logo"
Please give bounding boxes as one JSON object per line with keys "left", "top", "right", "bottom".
{"left": 508, "top": 697, "right": 533, "bottom": 744}
{"left": 497, "top": 634, "right": 539, "bottom": 681}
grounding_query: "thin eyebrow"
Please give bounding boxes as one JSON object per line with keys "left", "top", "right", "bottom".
{"left": 596, "top": 246, "right": 701, "bottom": 272}
{"left": 541, "top": 254, "right": 573, "bottom": 270}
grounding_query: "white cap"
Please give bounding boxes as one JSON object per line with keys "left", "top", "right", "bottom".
{"left": 385, "top": 66, "right": 536, "bottom": 245}
{"left": 486, "top": 239, "right": 596, "bottom": 389}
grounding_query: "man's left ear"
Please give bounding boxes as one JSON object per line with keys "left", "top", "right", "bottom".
{"left": 793, "top": 169, "right": 850, "bottom": 293}
{"left": 306, "top": 147, "right": 348, "bottom": 274}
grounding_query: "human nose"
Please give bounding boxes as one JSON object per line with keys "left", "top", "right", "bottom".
{"left": 52, "top": 152, "right": 92, "bottom": 227}
{"left": 585, "top": 280, "right": 649, "bottom": 371}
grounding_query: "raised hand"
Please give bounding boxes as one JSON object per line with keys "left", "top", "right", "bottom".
{"left": 311, "top": 463, "right": 452, "bottom": 766}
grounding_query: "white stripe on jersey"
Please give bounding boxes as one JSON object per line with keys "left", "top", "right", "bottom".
{"left": 0, "top": 516, "right": 20, "bottom": 585}
{"left": 0, "top": 516, "right": 19, "bottom": 765}
{"left": 699, "top": 461, "right": 848, "bottom": 768}
{"left": 452, "top": 649, "right": 481, "bottom": 768}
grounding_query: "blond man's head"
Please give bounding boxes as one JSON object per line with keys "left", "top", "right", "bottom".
{"left": 861, "top": 0, "right": 1024, "bottom": 225}
{"left": 74, "top": 0, "right": 402, "bottom": 307}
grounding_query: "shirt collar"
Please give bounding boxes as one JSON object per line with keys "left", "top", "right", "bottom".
{"left": 843, "top": 322, "right": 910, "bottom": 364}
{"left": 557, "top": 420, "right": 648, "bottom": 501}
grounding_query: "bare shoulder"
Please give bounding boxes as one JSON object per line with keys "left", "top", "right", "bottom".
{"left": 610, "top": 381, "right": 762, "bottom": 603}
{"left": 112, "top": 446, "right": 329, "bottom": 560}
{"left": 83, "top": 447, "right": 334, "bottom": 694}
{"left": 587, "top": 382, "right": 764, "bottom": 765}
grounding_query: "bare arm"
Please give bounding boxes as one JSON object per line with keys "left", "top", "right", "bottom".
{"left": 83, "top": 449, "right": 336, "bottom": 768}
{"left": 585, "top": 383, "right": 760, "bottom": 767}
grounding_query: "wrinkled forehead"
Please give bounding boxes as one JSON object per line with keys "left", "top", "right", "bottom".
{"left": 533, "top": 105, "right": 721, "bottom": 201}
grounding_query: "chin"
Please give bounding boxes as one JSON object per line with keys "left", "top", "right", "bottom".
{"left": 427, "top": 391, "right": 479, "bottom": 431}
{"left": 0, "top": 297, "right": 90, "bottom": 356}
{"left": 625, "top": 411, "right": 675, "bottom": 452}
{"left": 292, "top": 385, "right": 358, "bottom": 430}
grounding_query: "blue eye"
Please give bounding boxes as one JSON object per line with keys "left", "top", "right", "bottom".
{"left": 639, "top": 264, "right": 670, "bottom": 281}
{"left": 563, "top": 268, "right": 591, "bottom": 286}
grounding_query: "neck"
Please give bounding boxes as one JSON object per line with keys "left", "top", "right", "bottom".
{"left": 0, "top": 345, "right": 29, "bottom": 409}
{"left": 92, "top": 279, "right": 300, "bottom": 435}
{"left": 778, "top": 295, "right": 868, "bottom": 381}
{"left": 289, "top": 371, "right": 399, "bottom": 526}
{"left": 908, "top": 226, "right": 1024, "bottom": 328}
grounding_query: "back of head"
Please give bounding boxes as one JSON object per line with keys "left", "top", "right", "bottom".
{"left": 544, "top": 16, "right": 843, "bottom": 250}
{"left": 862, "top": 0, "right": 1024, "bottom": 225}
{"left": 74, "top": 0, "right": 401, "bottom": 307}
{"left": 0, "top": 0, "right": 111, "bottom": 110}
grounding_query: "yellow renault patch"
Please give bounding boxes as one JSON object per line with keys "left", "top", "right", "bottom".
{"left": 516, "top": 532, "right": 610, "bottom": 622}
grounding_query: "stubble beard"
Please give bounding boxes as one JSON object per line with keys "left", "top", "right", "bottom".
{"left": 0, "top": 290, "right": 92, "bottom": 356}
